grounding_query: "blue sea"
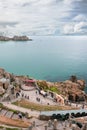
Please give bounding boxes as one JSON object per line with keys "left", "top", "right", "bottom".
{"left": 0, "top": 36, "right": 87, "bottom": 91}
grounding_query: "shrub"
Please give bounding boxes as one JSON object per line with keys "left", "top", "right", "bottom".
{"left": 65, "top": 113, "right": 69, "bottom": 120}
{"left": 76, "top": 122, "right": 83, "bottom": 128}
{"left": 81, "top": 112, "right": 86, "bottom": 117}
{"left": 75, "top": 112, "right": 81, "bottom": 118}
{"left": 56, "top": 114, "right": 62, "bottom": 120}
{"left": 71, "top": 113, "right": 75, "bottom": 118}
{"left": 61, "top": 114, "right": 66, "bottom": 121}
{"left": 51, "top": 114, "right": 57, "bottom": 119}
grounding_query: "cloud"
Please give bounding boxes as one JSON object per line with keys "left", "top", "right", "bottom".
{"left": 0, "top": 0, "right": 87, "bottom": 35}
{"left": 63, "top": 22, "right": 87, "bottom": 35}
{"left": 0, "top": 22, "right": 18, "bottom": 27}
{"left": 74, "top": 22, "right": 87, "bottom": 33}
{"left": 73, "top": 14, "right": 87, "bottom": 22}
{"left": 63, "top": 24, "right": 74, "bottom": 34}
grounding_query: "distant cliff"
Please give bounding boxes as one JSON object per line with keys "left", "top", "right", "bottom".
{"left": 37, "top": 76, "right": 87, "bottom": 102}
{"left": 0, "top": 36, "right": 32, "bottom": 41}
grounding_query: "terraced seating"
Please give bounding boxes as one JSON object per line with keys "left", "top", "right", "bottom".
{"left": 5, "top": 111, "right": 13, "bottom": 118}
{"left": 0, "top": 108, "right": 30, "bottom": 122}
{"left": 12, "top": 114, "right": 19, "bottom": 119}
{"left": 0, "top": 109, "right": 8, "bottom": 116}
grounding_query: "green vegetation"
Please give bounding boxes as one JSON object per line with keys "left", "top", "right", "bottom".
{"left": 0, "top": 92, "right": 5, "bottom": 97}
{"left": 37, "top": 81, "right": 48, "bottom": 90}
{"left": 0, "top": 103, "right": 26, "bottom": 117}
{"left": 0, "top": 103, "right": 3, "bottom": 108}
{"left": 37, "top": 81, "right": 61, "bottom": 94}
{"left": 49, "top": 86, "right": 58, "bottom": 92}
{"left": 6, "top": 128, "right": 19, "bottom": 130}
{"left": 0, "top": 126, "right": 19, "bottom": 130}
{"left": 0, "top": 126, "right": 3, "bottom": 128}
{"left": 48, "top": 86, "right": 61, "bottom": 94}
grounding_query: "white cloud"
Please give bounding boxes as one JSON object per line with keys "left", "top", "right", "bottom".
{"left": 63, "top": 24, "right": 74, "bottom": 34}
{"left": 63, "top": 0, "right": 82, "bottom": 5}
{"left": 0, "top": 0, "right": 87, "bottom": 35}
{"left": 73, "top": 14, "right": 87, "bottom": 22}
{"left": 74, "top": 22, "right": 87, "bottom": 33}
{"left": 63, "top": 22, "right": 87, "bottom": 35}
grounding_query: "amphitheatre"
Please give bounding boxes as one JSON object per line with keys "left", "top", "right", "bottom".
{"left": 0, "top": 68, "right": 87, "bottom": 130}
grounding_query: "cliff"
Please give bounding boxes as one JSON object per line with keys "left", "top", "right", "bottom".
{"left": 37, "top": 76, "right": 87, "bottom": 102}
{"left": 0, "top": 68, "right": 86, "bottom": 102}
{"left": 0, "top": 36, "right": 32, "bottom": 41}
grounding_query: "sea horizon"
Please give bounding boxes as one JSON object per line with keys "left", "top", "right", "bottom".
{"left": 0, "top": 36, "right": 87, "bottom": 84}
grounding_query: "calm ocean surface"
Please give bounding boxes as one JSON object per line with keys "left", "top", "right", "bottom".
{"left": 0, "top": 36, "right": 87, "bottom": 90}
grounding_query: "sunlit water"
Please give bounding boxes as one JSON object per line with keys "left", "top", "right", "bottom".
{"left": 0, "top": 36, "right": 87, "bottom": 91}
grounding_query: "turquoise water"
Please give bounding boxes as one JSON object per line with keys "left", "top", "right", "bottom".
{"left": 0, "top": 36, "right": 87, "bottom": 84}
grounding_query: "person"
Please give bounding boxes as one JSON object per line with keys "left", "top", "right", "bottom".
{"left": 82, "top": 104, "right": 85, "bottom": 109}
{"left": 22, "top": 93, "right": 24, "bottom": 97}
{"left": 28, "top": 96, "right": 29, "bottom": 99}
{"left": 18, "top": 113, "right": 22, "bottom": 119}
{"left": 76, "top": 103, "right": 78, "bottom": 108}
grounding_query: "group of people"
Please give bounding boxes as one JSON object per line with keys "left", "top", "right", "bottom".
{"left": 21, "top": 93, "right": 29, "bottom": 100}
{"left": 36, "top": 97, "right": 40, "bottom": 102}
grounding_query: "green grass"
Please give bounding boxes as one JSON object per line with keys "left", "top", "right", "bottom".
{"left": 0, "top": 103, "right": 3, "bottom": 108}
{"left": 6, "top": 128, "right": 19, "bottom": 130}
{"left": 0, "top": 126, "right": 19, "bottom": 130}
{"left": 0, "top": 126, "right": 3, "bottom": 128}
{"left": 13, "top": 99, "right": 77, "bottom": 111}
{"left": 37, "top": 81, "right": 61, "bottom": 94}
{"left": 48, "top": 86, "right": 61, "bottom": 94}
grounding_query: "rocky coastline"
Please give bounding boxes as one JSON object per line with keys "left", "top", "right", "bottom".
{"left": 0, "top": 68, "right": 87, "bottom": 128}
{"left": 0, "top": 36, "right": 32, "bottom": 41}
{"left": 37, "top": 76, "right": 87, "bottom": 103}
{"left": 0, "top": 68, "right": 86, "bottom": 103}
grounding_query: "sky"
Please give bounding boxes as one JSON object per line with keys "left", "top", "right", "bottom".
{"left": 0, "top": 0, "right": 87, "bottom": 36}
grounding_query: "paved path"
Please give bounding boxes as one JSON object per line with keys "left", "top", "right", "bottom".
{"left": 2, "top": 102, "right": 40, "bottom": 118}
{"left": 1, "top": 102, "right": 86, "bottom": 130}
{"left": 20, "top": 89, "right": 58, "bottom": 106}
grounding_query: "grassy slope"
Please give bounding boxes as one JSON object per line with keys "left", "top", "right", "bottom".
{"left": 13, "top": 99, "right": 77, "bottom": 111}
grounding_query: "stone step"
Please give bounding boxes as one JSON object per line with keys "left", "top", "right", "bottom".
{"left": 5, "top": 111, "right": 14, "bottom": 118}
{"left": 23, "top": 117, "right": 29, "bottom": 122}
{"left": 0, "top": 109, "right": 8, "bottom": 116}
{"left": 12, "top": 114, "right": 18, "bottom": 119}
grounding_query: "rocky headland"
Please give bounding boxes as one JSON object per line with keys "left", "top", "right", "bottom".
{"left": 37, "top": 76, "right": 87, "bottom": 103}
{"left": 0, "top": 36, "right": 32, "bottom": 41}
{"left": 0, "top": 68, "right": 86, "bottom": 103}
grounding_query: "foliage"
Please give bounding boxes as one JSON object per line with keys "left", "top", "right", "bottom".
{"left": 48, "top": 86, "right": 61, "bottom": 94}
{"left": 10, "top": 74, "right": 15, "bottom": 83}
{"left": 0, "top": 103, "right": 3, "bottom": 107}
{"left": 37, "top": 81, "right": 61, "bottom": 94}
{"left": 37, "top": 81, "right": 48, "bottom": 90}
{"left": 0, "top": 92, "right": 5, "bottom": 97}
{"left": 6, "top": 128, "right": 19, "bottom": 130}
{"left": 0, "top": 126, "right": 3, "bottom": 128}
